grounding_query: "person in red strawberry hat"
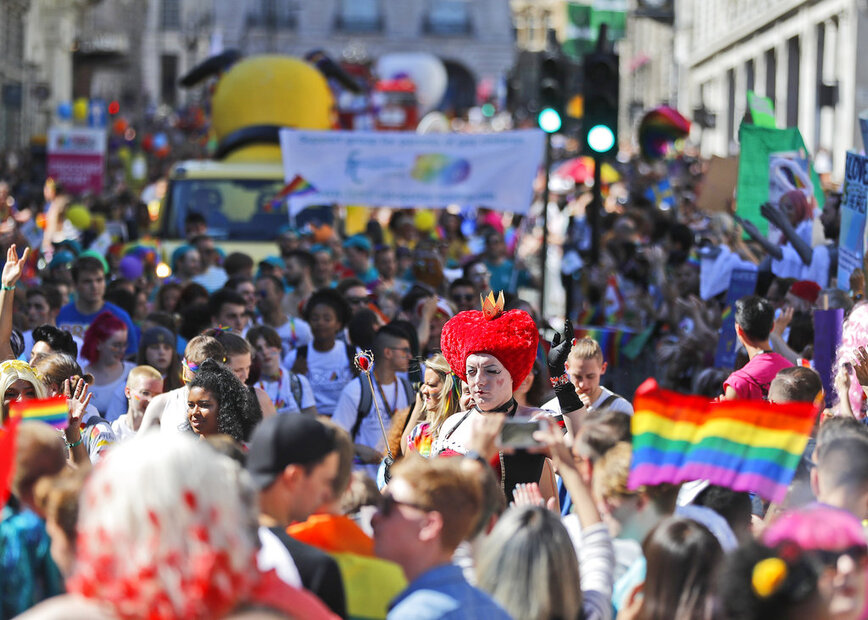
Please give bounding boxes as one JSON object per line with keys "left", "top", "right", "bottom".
{"left": 434, "top": 292, "right": 584, "bottom": 503}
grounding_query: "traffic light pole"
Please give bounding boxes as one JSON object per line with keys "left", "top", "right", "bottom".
{"left": 540, "top": 131, "right": 552, "bottom": 318}
{"left": 590, "top": 155, "right": 601, "bottom": 265}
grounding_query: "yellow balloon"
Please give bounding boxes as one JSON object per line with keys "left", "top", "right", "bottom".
{"left": 66, "top": 204, "right": 91, "bottom": 230}
{"left": 414, "top": 209, "right": 436, "bottom": 232}
{"left": 90, "top": 214, "right": 106, "bottom": 234}
{"left": 73, "top": 98, "right": 89, "bottom": 121}
{"left": 211, "top": 56, "right": 335, "bottom": 163}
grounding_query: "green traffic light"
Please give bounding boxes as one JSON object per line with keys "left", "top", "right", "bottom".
{"left": 538, "top": 108, "right": 562, "bottom": 133}
{"left": 587, "top": 124, "right": 615, "bottom": 153}
{"left": 481, "top": 103, "right": 495, "bottom": 117}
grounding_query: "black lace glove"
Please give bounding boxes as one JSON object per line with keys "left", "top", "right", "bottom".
{"left": 548, "top": 320, "right": 583, "bottom": 413}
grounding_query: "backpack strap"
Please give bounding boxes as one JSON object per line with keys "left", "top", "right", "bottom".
{"left": 398, "top": 376, "right": 414, "bottom": 407}
{"left": 352, "top": 376, "right": 373, "bottom": 440}
{"left": 597, "top": 393, "right": 619, "bottom": 411}
{"left": 346, "top": 342, "right": 359, "bottom": 377}
{"left": 291, "top": 344, "right": 308, "bottom": 375}
{"left": 288, "top": 371, "right": 303, "bottom": 410}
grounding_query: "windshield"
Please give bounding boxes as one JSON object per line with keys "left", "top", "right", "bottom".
{"left": 164, "top": 177, "right": 289, "bottom": 240}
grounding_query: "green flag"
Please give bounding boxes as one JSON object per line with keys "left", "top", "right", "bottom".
{"left": 563, "top": 1, "right": 626, "bottom": 58}
{"left": 747, "top": 91, "right": 777, "bottom": 128}
{"left": 736, "top": 122, "right": 825, "bottom": 235}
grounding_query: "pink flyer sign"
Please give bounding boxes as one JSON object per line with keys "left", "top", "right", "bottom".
{"left": 47, "top": 127, "right": 107, "bottom": 195}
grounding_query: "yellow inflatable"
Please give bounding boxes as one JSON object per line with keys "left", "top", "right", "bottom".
{"left": 182, "top": 51, "right": 337, "bottom": 163}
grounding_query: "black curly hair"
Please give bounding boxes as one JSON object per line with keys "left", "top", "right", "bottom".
{"left": 187, "top": 358, "right": 258, "bottom": 442}
{"left": 303, "top": 287, "right": 352, "bottom": 327}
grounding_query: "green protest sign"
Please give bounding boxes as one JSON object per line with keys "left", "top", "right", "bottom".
{"left": 736, "top": 122, "right": 825, "bottom": 235}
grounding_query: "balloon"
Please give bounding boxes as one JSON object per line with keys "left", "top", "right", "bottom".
{"left": 414, "top": 210, "right": 436, "bottom": 232}
{"left": 73, "top": 98, "right": 89, "bottom": 121}
{"left": 155, "top": 145, "right": 170, "bottom": 158}
{"left": 112, "top": 118, "right": 128, "bottom": 135}
{"left": 153, "top": 133, "right": 168, "bottom": 149}
{"left": 57, "top": 102, "right": 72, "bottom": 120}
{"left": 66, "top": 204, "right": 91, "bottom": 230}
{"left": 376, "top": 53, "right": 447, "bottom": 114}
{"left": 142, "top": 134, "right": 154, "bottom": 151}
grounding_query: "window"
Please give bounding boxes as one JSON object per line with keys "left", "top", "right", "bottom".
{"left": 424, "top": 0, "right": 472, "bottom": 36}
{"left": 786, "top": 35, "right": 800, "bottom": 128}
{"left": 246, "top": 0, "right": 298, "bottom": 29}
{"left": 765, "top": 48, "right": 776, "bottom": 106}
{"left": 335, "top": 0, "right": 382, "bottom": 33}
{"left": 160, "top": 0, "right": 181, "bottom": 30}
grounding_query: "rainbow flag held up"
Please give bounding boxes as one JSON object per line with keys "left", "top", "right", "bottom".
{"left": 628, "top": 379, "right": 817, "bottom": 502}
{"left": 10, "top": 395, "right": 69, "bottom": 430}
{"left": 267, "top": 175, "right": 317, "bottom": 212}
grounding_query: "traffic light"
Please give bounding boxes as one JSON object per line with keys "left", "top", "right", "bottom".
{"left": 537, "top": 51, "right": 565, "bottom": 134}
{"left": 582, "top": 52, "right": 619, "bottom": 156}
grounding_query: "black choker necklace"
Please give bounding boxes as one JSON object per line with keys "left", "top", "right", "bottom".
{"left": 476, "top": 398, "right": 518, "bottom": 417}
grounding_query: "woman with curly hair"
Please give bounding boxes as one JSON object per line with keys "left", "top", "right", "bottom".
{"left": 185, "top": 358, "right": 255, "bottom": 443}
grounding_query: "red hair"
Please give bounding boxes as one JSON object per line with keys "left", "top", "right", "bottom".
{"left": 441, "top": 306, "right": 538, "bottom": 390}
{"left": 81, "top": 311, "right": 127, "bottom": 363}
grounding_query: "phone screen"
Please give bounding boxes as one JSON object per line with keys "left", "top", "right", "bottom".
{"left": 498, "top": 421, "right": 543, "bottom": 450}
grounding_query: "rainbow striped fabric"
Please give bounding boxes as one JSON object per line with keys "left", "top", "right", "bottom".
{"left": 628, "top": 379, "right": 817, "bottom": 502}
{"left": 9, "top": 395, "right": 69, "bottom": 430}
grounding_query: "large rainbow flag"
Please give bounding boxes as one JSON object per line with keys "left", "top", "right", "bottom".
{"left": 628, "top": 379, "right": 817, "bottom": 502}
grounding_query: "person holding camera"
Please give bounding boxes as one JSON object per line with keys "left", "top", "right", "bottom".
{"left": 433, "top": 292, "right": 584, "bottom": 504}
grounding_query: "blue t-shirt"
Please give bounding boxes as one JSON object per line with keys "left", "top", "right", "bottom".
{"left": 57, "top": 301, "right": 139, "bottom": 356}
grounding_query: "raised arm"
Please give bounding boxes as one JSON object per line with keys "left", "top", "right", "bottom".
{"left": 0, "top": 244, "right": 29, "bottom": 361}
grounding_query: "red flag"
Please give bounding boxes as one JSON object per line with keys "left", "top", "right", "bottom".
{"left": 0, "top": 415, "right": 20, "bottom": 508}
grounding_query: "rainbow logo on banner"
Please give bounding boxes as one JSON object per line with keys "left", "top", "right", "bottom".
{"left": 10, "top": 395, "right": 69, "bottom": 430}
{"left": 628, "top": 379, "right": 817, "bottom": 502}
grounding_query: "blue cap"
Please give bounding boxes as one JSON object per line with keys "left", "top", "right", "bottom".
{"left": 49, "top": 250, "right": 76, "bottom": 269}
{"left": 343, "top": 234, "right": 372, "bottom": 253}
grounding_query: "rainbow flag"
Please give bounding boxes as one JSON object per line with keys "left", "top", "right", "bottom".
{"left": 268, "top": 175, "right": 316, "bottom": 212}
{"left": 628, "top": 379, "right": 817, "bottom": 502}
{"left": 10, "top": 395, "right": 69, "bottom": 430}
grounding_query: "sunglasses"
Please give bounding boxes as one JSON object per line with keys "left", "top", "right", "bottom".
{"left": 379, "top": 493, "right": 430, "bottom": 517}
{"left": 347, "top": 296, "right": 370, "bottom": 305}
{"left": 811, "top": 545, "right": 868, "bottom": 569}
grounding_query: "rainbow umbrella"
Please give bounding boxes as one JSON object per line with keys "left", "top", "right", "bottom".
{"left": 638, "top": 106, "right": 691, "bottom": 160}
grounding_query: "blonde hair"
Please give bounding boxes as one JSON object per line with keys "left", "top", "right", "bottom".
{"left": 424, "top": 353, "right": 461, "bottom": 435}
{"left": 1, "top": 360, "right": 48, "bottom": 421}
{"left": 126, "top": 364, "right": 163, "bottom": 388}
{"left": 477, "top": 506, "right": 582, "bottom": 620}
{"left": 568, "top": 337, "right": 604, "bottom": 363}
{"left": 592, "top": 441, "right": 636, "bottom": 501}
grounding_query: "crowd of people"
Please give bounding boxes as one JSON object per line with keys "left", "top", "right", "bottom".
{"left": 1, "top": 153, "right": 868, "bottom": 620}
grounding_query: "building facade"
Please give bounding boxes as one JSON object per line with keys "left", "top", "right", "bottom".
{"left": 677, "top": 0, "right": 867, "bottom": 178}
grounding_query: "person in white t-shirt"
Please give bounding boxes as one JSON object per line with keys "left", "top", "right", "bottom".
{"left": 332, "top": 324, "right": 413, "bottom": 479}
{"left": 247, "top": 324, "right": 316, "bottom": 415}
{"left": 254, "top": 273, "right": 313, "bottom": 359}
{"left": 284, "top": 288, "right": 356, "bottom": 417}
{"left": 112, "top": 365, "right": 164, "bottom": 441}
{"left": 543, "top": 336, "right": 633, "bottom": 417}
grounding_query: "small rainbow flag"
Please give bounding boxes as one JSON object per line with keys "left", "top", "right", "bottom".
{"left": 628, "top": 379, "right": 817, "bottom": 502}
{"left": 283, "top": 175, "right": 316, "bottom": 197}
{"left": 10, "top": 395, "right": 69, "bottom": 430}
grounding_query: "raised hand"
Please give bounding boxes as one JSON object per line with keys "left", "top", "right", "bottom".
{"left": 851, "top": 346, "right": 868, "bottom": 388}
{"left": 547, "top": 320, "right": 575, "bottom": 377}
{"left": 1, "top": 243, "right": 30, "bottom": 289}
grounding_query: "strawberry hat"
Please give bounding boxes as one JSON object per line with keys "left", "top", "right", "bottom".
{"left": 441, "top": 291, "right": 539, "bottom": 390}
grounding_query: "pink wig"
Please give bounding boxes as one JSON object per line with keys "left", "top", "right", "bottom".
{"left": 836, "top": 302, "right": 868, "bottom": 419}
{"left": 81, "top": 311, "right": 127, "bottom": 363}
